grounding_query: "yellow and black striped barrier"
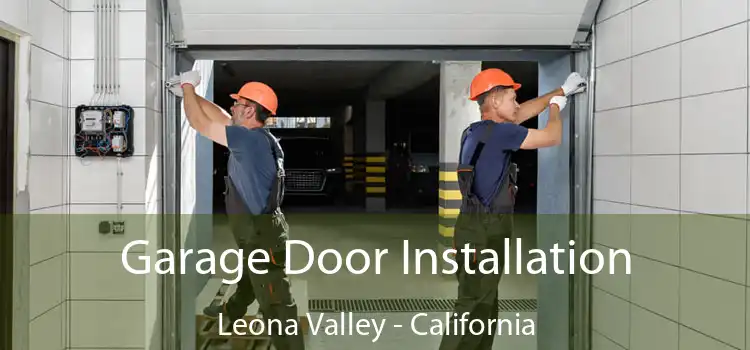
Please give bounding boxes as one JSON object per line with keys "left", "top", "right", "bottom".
{"left": 364, "top": 154, "right": 387, "bottom": 197}
{"left": 342, "top": 154, "right": 369, "bottom": 182}
{"left": 438, "top": 162, "right": 461, "bottom": 247}
{"left": 343, "top": 155, "right": 355, "bottom": 181}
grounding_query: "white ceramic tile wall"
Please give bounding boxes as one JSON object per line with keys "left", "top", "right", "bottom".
{"left": 630, "top": 0, "right": 679, "bottom": 55}
{"left": 594, "top": 108, "right": 631, "bottom": 155}
{"left": 69, "top": 11, "right": 148, "bottom": 60}
{"left": 680, "top": 269, "right": 746, "bottom": 349}
{"left": 680, "top": 23, "right": 748, "bottom": 98}
{"left": 29, "top": 254, "right": 65, "bottom": 319}
{"left": 6, "top": 0, "right": 162, "bottom": 347}
{"left": 680, "top": 0, "right": 747, "bottom": 40}
{"left": 629, "top": 304, "right": 678, "bottom": 350}
{"left": 70, "top": 253, "right": 146, "bottom": 300}
{"left": 630, "top": 255, "right": 679, "bottom": 320}
{"left": 592, "top": 243, "right": 631, "bottom": 299}
{"left": 22, "top": 1, "right": 71, "bottom": 349}
{"left": 593, "top": 288, "right": 631, "bottom": 348}
{"left": 70, "top": 301, "right": 145, "bottom": 348}
{"left": 680, "top": 154, "right": 747, "bottom": 215}
{"left": 595, "top": 9, "right": 631, "bottom": 67}
{"left": 680, "top": 214, "right": 747, "bottom": 284}
{"left": 64, "top": 3, "right": 162, "bottom": 347}
{"left": 0, "top": 0, "right": 30, "bottom": 31}
{"left": 630, "top": 155, "right": 679, "bottom": 209}
{"left": 593, "top": 0, "right": 750, "bottom": 348}
{"left": 29, "top": 304, "right": 65, "bottom": 350}
{"left": 69, "top": 156, "right": 148, "bottom": 203}
{"left": 68, "top": 204, "right": 148, "bottom": 252}
{"left": 631, "top": 44, "right": 680, "bottom": 105}
{"left": 593, "top": 331, "right": 628, "bottom": 350}
{"left": 679, "top": 326, "right": 737, "bottom": 350}
{"left": 29, "top": 206, "right": 67, "bottom": 265}
{"left": 681, "top": 89, "right": 748, "bottom": 154}
{"left": 629, "top": 206, "right": 680, "bottom": 265}
{"left": 593, "top": 200, "right": 632, "bottom": 249}
{"left": 631, "top": 100, "right": 680, "bottom": 155}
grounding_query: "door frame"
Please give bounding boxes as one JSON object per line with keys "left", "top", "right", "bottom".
{"left": 161, "top": 4, "right": 183, "bottom": 349}
{"left": 185, "top": 47, "right": 595, "bottom": 349}
{"left": 570, "top": 43, "right": 595, "bottom": 350}
{"left": 0, "top": 34, "right": 16, "bottom": 350}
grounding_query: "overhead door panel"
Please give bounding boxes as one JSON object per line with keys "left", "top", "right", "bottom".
{"left": 180, "top": 0, "right": 590, "bottom": 46}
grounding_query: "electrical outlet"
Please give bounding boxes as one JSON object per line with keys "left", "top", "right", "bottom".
{"left": 112, "top": 221, "right": 125, "bottom": 234}
{"left": 99, "top": 221, "right": 111, "bottom": 234}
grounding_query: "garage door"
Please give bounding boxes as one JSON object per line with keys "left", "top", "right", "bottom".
{"left": 179, "top": 0, "right": 591, "bottom": 46}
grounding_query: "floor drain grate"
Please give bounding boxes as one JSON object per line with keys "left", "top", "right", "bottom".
{"left": 308, "top": 298, "right": 537, "bottom": 313}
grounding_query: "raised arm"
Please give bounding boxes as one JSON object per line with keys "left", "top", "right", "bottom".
{"left": 179, "top": 71, "right": 228, "bottom": 147}
{"left": 196, "top": 96, "right": 232, "bottom": 126}
{"left": 514, "top": 72, "right": 587, "bottom": 125}
{"left": 169, "top": 71, "right": 232, "bottom": 126}
{"left": 519, "top": 96, "right": 566, "bottom": 150}
{"left": 514, "top": 88, "right": 564, "bottom": 125}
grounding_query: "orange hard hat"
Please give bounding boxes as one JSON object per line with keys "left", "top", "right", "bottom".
{"left": 230, "top": 82, "right": 278, "bottom": 115}
{"left": 469, "top": 68, "right": 521, "bottom": 101}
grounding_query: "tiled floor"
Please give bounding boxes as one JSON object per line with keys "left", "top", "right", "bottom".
{"left": 202, "top": 210, "right": 539, "bottom": 349}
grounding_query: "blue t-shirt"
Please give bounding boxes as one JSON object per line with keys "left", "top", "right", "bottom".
{"left": 459, "top": 120, "right": 529, "bottom": 206}
{"left": 225, "top": 126, "right": 280, "bottom": 215}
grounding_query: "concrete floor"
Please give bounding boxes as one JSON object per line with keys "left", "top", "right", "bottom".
{"left": 202, "top": 209, "right": 539, "bottom": 349}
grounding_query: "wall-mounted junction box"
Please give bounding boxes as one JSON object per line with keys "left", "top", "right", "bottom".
{"left": 74, "top": 105, "right": 135, "bottom": 158}
{"left": 98, "top": 220, "right": 125, "bottom": 234}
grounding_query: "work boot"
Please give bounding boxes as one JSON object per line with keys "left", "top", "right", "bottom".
{"left": 203, "top": 301, "right": 246, "bottom": 322}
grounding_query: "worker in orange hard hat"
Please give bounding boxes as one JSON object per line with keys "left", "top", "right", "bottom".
{"left": 438, "top": 68, "right": 586, "bottom": 350}
{"left": 169, "top": 71, "right": 304, "bottom": 350}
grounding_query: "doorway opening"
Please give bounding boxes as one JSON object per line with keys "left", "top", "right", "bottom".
{"left": 181, "top": 48, "right": 585, "bottom": 349}
{"left": 0, "top": 35, "right": 16, "bottom": 350}
{"left": 210, "top": 60, "right": 441, "bottom": 213}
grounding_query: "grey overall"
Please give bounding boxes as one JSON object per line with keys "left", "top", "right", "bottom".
{"left": 439, "top": 122, "right": 518, "bottom": 350}
{"left": 223, "top": 128, "right": 305, "bottom": 350}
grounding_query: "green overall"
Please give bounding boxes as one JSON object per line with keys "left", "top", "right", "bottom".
{"left": 223, "top": 128, "right": 305, "bottom": 350}
{"left": 439, "top": 123, "right": 518, "bottom": 350}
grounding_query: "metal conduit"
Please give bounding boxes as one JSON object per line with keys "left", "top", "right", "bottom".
{"left": 571, "top": 22, "right": 597, "bottom": 350}
{"left": 160, "top": 0, "right": 182, "bottom": 348}
{"left": 582, "top": 22, "right": 597, "bottom": 350}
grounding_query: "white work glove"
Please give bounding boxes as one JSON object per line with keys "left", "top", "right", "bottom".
{"left": 561, "top": 72, "right": 587, "bottom": 96}
{"left": 180, "top": 70, "right": 201, "bottom": 89}
{"left": 550, "top": 96, "right": 567, "bottom": 111}
{"left": 166, "top": 75, "right": 183, "bottom": 97}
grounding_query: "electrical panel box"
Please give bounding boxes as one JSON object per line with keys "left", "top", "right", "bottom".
{"left": 74, "top": 105, "right": 134, "bottom": 158}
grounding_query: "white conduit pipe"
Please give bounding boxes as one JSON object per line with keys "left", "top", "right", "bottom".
{"left": 100, "top": 0, "right": 104, "bottom": 104}
{"left": 100, "top": 0, "right": 104, "bottom": 105}
{"left": 101, "top": 0, "right": 108, "bottom": 105}
{"left": 101, "top": 0, "right": 106, "bottom": 105}
{"left": 92, "top": 0, "right": 97, "bottom": 104}
{"left": 88, "top": 0, "right": 120, "bottom": 106}
{"left": 106, "top": 0, "right": 112, "bottom": 105}
{"left": 106, "top": 0, "right": 111, "bottom": 105}
{"left": 114, "top": 0, "right": 119, "bottom": 104}
{"left": 94, "top": 0, "right": 101, "bottom": 105}
{"left": 104, "top": 0, "right": 108, "bottom": 104}
{"left": 102, "top": 0, "right": 106, "bottom": 104}
{"left": 110, "top": 0, "right": 115, "bottom": 105}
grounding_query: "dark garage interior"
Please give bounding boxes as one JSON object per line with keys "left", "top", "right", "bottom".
{"left": 210, "top": 60, "right": 539, "bottom": 214}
